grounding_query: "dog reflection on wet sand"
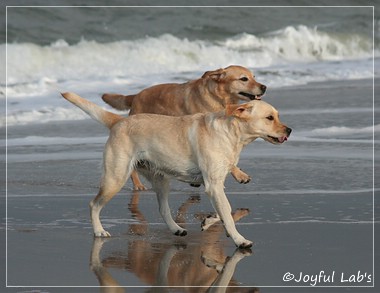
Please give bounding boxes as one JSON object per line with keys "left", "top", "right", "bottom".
{"left": 90, "top": 193, "right": 260, "bottom": 292}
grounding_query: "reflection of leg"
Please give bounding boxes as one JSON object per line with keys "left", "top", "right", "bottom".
{"left": 154, "top": 246, "right": 180, "bottom": 287}
{"left": 128, "top": 191, "right": 148, "bottom": 235}
{"left": 207, "top": 248, "right": 252, "bottom": 290}
{"left": 90, "top": 237, "right": 105, "bottom": 269}
{"left": 201, "top": 208, "right": 250, "bottom": 231}
{"left": 175, "top": 195, "right": 201, "bottom": 223}
{"left": 152, "top": 176, "right": 187, "bottom": 236}
{"left": 90, "top": 238, "right": 125, "bottom": 292}
{"left": 201, "top": 253, "right": 225, "bottom": 273}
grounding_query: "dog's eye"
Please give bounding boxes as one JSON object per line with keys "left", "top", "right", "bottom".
{"left": 266, "top": 115, "right": 274, "bottom": 121}
{"left": 240, "top": 77, "right": 249, "bottom": 82}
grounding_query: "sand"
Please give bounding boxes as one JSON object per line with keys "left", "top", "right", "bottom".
{"left": 2, "top": 78, "right": 379, "bottom": 292}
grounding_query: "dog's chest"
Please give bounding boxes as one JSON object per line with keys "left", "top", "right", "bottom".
{"left": 136, "top": 159, "right": 203, "bottom": 184}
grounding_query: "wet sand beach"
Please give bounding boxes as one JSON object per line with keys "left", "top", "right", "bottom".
{"left": 4, "top": 78, "right": 379, "bottom": 292}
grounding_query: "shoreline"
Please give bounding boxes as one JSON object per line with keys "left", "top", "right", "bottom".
{"left": 3, "top": 77, "right": 379, "bottom": 135}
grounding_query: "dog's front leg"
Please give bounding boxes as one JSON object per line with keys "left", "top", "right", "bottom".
{"left": 151, "top": 175, "right": 187, "bottom": 237}
{"left": 205, "top": 182, "right": 252, "bottom": 248}
{"left": 231, "top": 166, "right": 251, "bottom": 184}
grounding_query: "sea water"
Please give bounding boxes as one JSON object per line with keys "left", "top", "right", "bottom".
{"left": 2, "top": 6, "right": 378, "bottom": 185}
{"left": 2, "top": 6, "right": 379, "bottom": 127}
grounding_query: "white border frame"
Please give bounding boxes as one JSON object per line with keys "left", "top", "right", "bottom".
{"left": 5, "top": 5, "right": 376, "bottom": 289}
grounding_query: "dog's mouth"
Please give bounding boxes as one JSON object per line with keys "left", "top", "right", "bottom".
{"left": 239, "top": 92, "right": 264, "bottom": 100}
{"left": 267, "top": 135, "right": 288, "bottom": 144}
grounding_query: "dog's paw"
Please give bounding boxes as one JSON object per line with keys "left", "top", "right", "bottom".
{"left": 201, "top": 254, "right": 224, "bottom": 273}
{"left": 190, "top": 183, "right": 201, "bottom": 188}
{"left": 201, "top": 214, "right": 219, "bottom": 231}
{"left": 174, "top": 243, "right": 188, "bottom": 250}
{"left": 187, "top": 195, "right": 201, "bottom": 203}
{"left": 235, "top": 208, "right": 250, "bottom": 217}
{"left": 238, "top": 172, "right": 251, "bottom": 184}
{"left": 237, "top": 240, "right": 253, "bottom": 249}
{"left": 133, "top": 184, "right": 148, "bottom": 191}
{"left": 231, "top": 168, "right": 251, "bottom": 184}
{"left": 174, "top": 229, "right": 187, "bottom": 236}
{"left": 236, "top": 247, "right": 253, "bottom": 255}
{"left": 94, "top": 230, "right": 111, "bottom": 237}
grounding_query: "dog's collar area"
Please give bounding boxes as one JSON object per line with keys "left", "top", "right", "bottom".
{"left": 239, "top": 92, "right": 262, "bottom": 100}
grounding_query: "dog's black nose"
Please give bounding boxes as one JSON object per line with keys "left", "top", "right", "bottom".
{"left": 261, "top": 84, "right": 267, "bottom": 93}
{"left": 286, "top": 127, "right": 292, "bottom": 136}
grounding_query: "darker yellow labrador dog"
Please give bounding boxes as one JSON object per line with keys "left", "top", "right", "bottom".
{"left": 102, "top": 65, "right": 267, "bottom": 190}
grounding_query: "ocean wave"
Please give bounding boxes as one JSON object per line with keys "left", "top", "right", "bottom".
{"left": 5, "top": 135, "right": 107, "bottom": 147}
{"left": 221, "top": 25, "right": 374, "bottom": 62}
{"left": 3, "top": 25, "right": 376, "bottom": 127}
{"left": 289, "top": 124, "right": 379, "bottom": 143}
{"left": 4, "top": 25, "right": 375, "bottom": 86}
{"left": 309, "top": 124, "right": 379, "bottom": 136}
{"left": 281, "top": 107, "right": 376, "bottom": 115}
{"left": 3, "top": 106, "right": 91, "bottom": 127}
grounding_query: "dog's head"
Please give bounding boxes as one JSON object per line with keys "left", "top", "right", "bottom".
{"left": 226, "top": 100, "right": 292, "bottom": 144}
{"left": 202, "top": 65, "right": 267, "bottom": 103}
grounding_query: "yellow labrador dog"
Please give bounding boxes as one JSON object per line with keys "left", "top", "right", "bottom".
{"left": 62, "top": 92, "right": 291, "bottom": 248}
{"left": 102, "top": 65, "right": 267, "bottom": 190}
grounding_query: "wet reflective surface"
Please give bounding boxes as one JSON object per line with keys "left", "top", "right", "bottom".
{"left": 6, "top": 188, "right": 374, "bottom": 289}
{"left": 89, "top": 193, "right": 253, "bottom": 289}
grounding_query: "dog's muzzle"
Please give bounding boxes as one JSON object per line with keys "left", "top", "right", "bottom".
{"left": 239, "top": 84, "right": 267, "bottom": 100}
{"left": 267, "top": 127, "right": 292, "bottom": 144}
{"left": 239, "top": 92, "right": 261, "bottom": 100}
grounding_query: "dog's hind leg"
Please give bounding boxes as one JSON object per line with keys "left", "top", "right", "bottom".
{"left": 90, "top": 181, "right": 125, "bottom": 237}
{"left": 90, "top": 145, "right": 133, "bottom": 237}
{"left": 151, "top": 175, "right": 187, "bottom": 236}
{"left": 130, "top": 170, "right": 147, "bottom": 191}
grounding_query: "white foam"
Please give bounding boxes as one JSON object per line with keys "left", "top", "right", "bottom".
{"left": 4, "top": 135, "right": 107, "bottom": 147}
{"left": 309, "top": 124, "right": 379, "bottom": 136}
{"left": 3, "top": 25, "right": 377, "bottom": 126}
{"left": 222, "top": 25, "right": 374, "bottom": 63}
{"left": 4, "top": 107, "right": 89, "bottom": 127}
{"left": 281, "top": 107, "right": 375, "bottom": 115}
{"left": 286, "top": 125, "right": 378, "bottom": 144}
{"left": 5, "top": 26, "right": 375, "bottom": 86}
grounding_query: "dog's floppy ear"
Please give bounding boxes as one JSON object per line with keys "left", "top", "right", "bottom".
{"left": 226, "top": 103, "right": 253, "bottom": 120}
{"left": 202, "top": 68, "right": 226, "bottom": 81}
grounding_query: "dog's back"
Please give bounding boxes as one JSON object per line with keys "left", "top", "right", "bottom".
{"left": 103, "top": 81, "right": 199, "bottom": 116}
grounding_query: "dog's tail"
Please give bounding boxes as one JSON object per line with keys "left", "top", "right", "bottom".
{"left": 101, "top": 93, "right": 135, "bottom": 110}
{"left": 61, "top": 92, "right": 123, "bottom": 129}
